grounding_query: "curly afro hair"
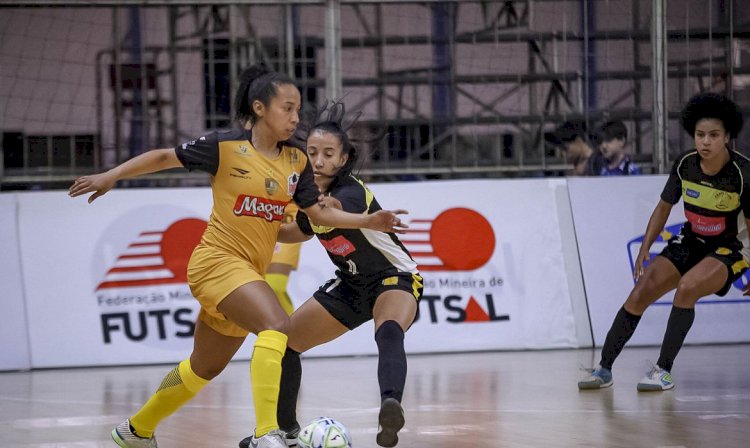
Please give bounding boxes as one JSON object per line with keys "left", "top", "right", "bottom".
{"left": 680, "top": 92, "right": 744, "bottom": 138}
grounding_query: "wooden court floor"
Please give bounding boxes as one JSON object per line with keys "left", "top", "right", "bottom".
{"left": 1, "top": 344, "right": 749, "bottom": 448}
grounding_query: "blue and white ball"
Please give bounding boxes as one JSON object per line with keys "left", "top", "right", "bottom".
{"left": 296, "top": 417, "right": 353, "bottom": 448}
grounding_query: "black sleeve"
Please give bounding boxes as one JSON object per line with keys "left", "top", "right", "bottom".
{"left": 293, "top": 160, "right": 320, "bottom": 209}
{"left": 332, "top": 181, "right": 369, "bottom": 213}
{"left": 175, "top": 132, "right": 220, "bottom": 176}
{"left": 296, "top": 210, "right": 315, "bottom": 236}
{"left": 660, "top": 157, "right": 682, "bottom": 205}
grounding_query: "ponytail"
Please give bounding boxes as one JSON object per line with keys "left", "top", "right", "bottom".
{"left": 233, "top": 63, "right": 294, "bottom": 127}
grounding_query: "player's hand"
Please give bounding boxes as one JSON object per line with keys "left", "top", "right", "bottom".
{"left": 743, "top": 281, "right": 750, "bottom": 296}
{"left": 633, "top": 249, "right": 649, "bottom": 281}
{"left": 318, "top": 194, "right": 343, "bottom": 210}
{"left": 366, "top": 209, "right": 409, "bottom": 233}
{"left": 68, "top": 171, "right": 117, "bottom": 203}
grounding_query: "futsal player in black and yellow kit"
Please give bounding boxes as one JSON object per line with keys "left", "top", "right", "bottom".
{"left": 69, "top": 66, "right": 407, "bottom": 448}
{"left": 579, "top": 92, "right": 750, "bottom": 392}
{"left": 238, "top": 101, "right": 423, "bottom": 448}
{"left": 267, "top": 202, "right": 303, "bottom": 316}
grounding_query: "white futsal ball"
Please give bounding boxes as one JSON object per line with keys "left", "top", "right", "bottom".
{"left": 296, "top": 417, "right": 353, "bottom": 448}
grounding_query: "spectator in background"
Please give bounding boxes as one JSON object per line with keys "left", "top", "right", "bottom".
{"left": 592, "top": 120, "right": 642, "bottom": 176}
{"left": 555, "top": 119, "right": 598, "bottom": 176}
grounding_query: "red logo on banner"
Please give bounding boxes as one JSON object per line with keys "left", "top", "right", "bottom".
{"left": 96, "top": 218, "right": 207, "bottom": 290}
{"left": 402, "top": 207, "right": 496, "bottom": 272}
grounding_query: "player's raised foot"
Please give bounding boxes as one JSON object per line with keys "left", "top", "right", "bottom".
{"left": 241, "top": 429, "right": 292, "bottom": 448}
{"left": 111, "top": 419, "right": 158, "bottom": 448}
{"left": 377, "top": 398, "right": 405, "bottom": 447}
{"left": 577, "top": 365, "right": 613, "bottom": 390}
{"left": 637, "top": 364, "right": 674, "bottom": 391}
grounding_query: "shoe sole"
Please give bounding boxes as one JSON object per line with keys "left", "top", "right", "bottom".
{"left": 577, "top": 380, "right": 613, "bottom": 390}
{"left": 377, "top": 398, "right": 405, "bottom": 447}
{"left": 637, "top": 383, "right": 674, "bottom": 392}
{"left": 111, "top": 429, "right": 128, "bottom": 448}
{"left": 239, "top": 434, "right": 297, "bottom": 448}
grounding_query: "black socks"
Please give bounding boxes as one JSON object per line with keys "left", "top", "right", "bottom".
{"left": 375, "top": 320, "right": 407, "bottom": 403}
{"left": 600, "top": 306, "right": 642, "bottom": 370}
{"left": 277, "top": 348, "right": 301, "bottom": 431}
{"left": 657, "top": 305, "right": 695, "bottom": 372}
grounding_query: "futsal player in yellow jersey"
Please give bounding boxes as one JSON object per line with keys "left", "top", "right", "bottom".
{"left": 267, "top": 201, "right": 303, "bottom": 316}
{"left": 69, "top": 65, "right": 407, "bottom": 448}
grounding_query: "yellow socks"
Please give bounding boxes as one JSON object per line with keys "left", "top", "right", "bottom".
{"left": 266, "top": 273, "right": 294, "bottom": 315}
{"left": 130, "top": 359, "right": 209, "bottom": 437}
{"left": 251, "top": 329, "right": 288, "bottom": 437}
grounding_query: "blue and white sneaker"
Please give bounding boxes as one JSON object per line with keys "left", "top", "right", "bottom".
{"left": 111, "top": 419, "right": 158, "bottom": 448}
{"left": 577, "top": 365, "right": 613, "bottom": 390}
{"left": 637, "top": 364, "right": 674, "bottom": 391}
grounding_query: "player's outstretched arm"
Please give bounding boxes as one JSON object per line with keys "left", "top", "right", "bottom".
{"left": 302, "top": 203, "right": 409, "bottom": 234}
{"left": 68, "top": 148, "right": 183, "bottom": 203}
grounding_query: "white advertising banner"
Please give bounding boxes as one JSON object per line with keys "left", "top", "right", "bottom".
{"left": 0, "top": 193, "right": 31, "bottom": 371}
{"left": 19, "top": 189, "right": 216, "bottom": 368}
{"left": 18, "top": 179, "right": 580, "bottom": 368}
{"left": 569, "top": 176, "right": 750, "bottom": 347}
{"left": 289, "top": 179, "right": 581, "bottom": 357}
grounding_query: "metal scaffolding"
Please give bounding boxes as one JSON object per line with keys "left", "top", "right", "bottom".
{"left": 2, "top": 0, "right": 749, "bottom": 188}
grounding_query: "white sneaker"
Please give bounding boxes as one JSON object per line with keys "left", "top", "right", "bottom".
{"left": 246, "top": 429, "right": 289, "bottom": 448}
{"left": 240, "top": 424, "right": 299, "bottom": 448}
{"left": 111, "top": 419, "right": 158, "bottom": 448}
{"left": 637, "top": 364, "right": 674, "bottom": 391}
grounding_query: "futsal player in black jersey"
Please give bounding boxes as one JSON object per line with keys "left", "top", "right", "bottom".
{"left": 239, "top": 101, "right": 423, "bottom": 448}
{"left": 579, "top": 92, "right": 750, "bottom": 392}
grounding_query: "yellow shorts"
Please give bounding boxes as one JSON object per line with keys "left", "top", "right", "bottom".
{"left": 270, "top": 242, "right": 302, "bottom": 269}
{"left": 188, "top": 245, "right": 264, "bottom": 338}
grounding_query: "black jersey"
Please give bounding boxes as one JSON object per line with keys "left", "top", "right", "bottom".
{"left": 661, "top": 149, "right": 750, "bottom": 243}
{"left": 296, "top": 175, "right": 418, "bottom": 280}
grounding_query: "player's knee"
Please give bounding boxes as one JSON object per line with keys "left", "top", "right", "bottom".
{"left": 626, "top": 285, "right": 654, "bottom": 313}
{"left": 191, "top": 360, "right": 227, "bottom": 380}
{"left": 262, "top": 315, "right": 290, "bottom": 335}
{"left": 673, "top": 278, "right": 702, "bottom": 306}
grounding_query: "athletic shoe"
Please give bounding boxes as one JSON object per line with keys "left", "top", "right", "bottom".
{"left": 377, "top": 398, "right": 405, "bottom": 447}
{"left": 577, "top": 365, "right": 613, "bottom": 390}
{"left": 111, "top": 419, "right": 158, "bottom": 448}
{"left": 241, "top": 429, "right": 292, "bottom": 448}
{"left": 637, "top": 364, "right": 674, "bottom": 391}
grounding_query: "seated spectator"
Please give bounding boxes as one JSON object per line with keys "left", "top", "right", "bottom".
{"left": 592, "top": 120, "right": 642, "bottom": 176}
{"left": 554, "top": 119, "right": 598, "bottom": 175}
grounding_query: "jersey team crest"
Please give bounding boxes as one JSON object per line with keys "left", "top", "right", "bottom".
{"left": 288, "top": 172, "right": 300, "bottom": 195}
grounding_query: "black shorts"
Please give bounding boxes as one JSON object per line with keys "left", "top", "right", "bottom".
{"left": 313, "top": 272, "right": 424, "bottom": 330}
{"left": 660, "top": 235, "right": 749, "bottom": 296}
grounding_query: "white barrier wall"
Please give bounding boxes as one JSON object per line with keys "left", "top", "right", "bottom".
{"left": 288, "top": 179, "right": 586, "bottom": 357}
{"left": 10, "top": 175, "right": 749, "bottom": 369}
{"left": 0, "top": 194, "right": 31, "bottom": 371}
{"left": 18, "top": 189, "right": 213, "bottom": 368}
{"left": 568, "top": 176, "right": 750, "bottom": 346}
{"left": 9, "top": 178, "right": 584, "bottom": 368}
